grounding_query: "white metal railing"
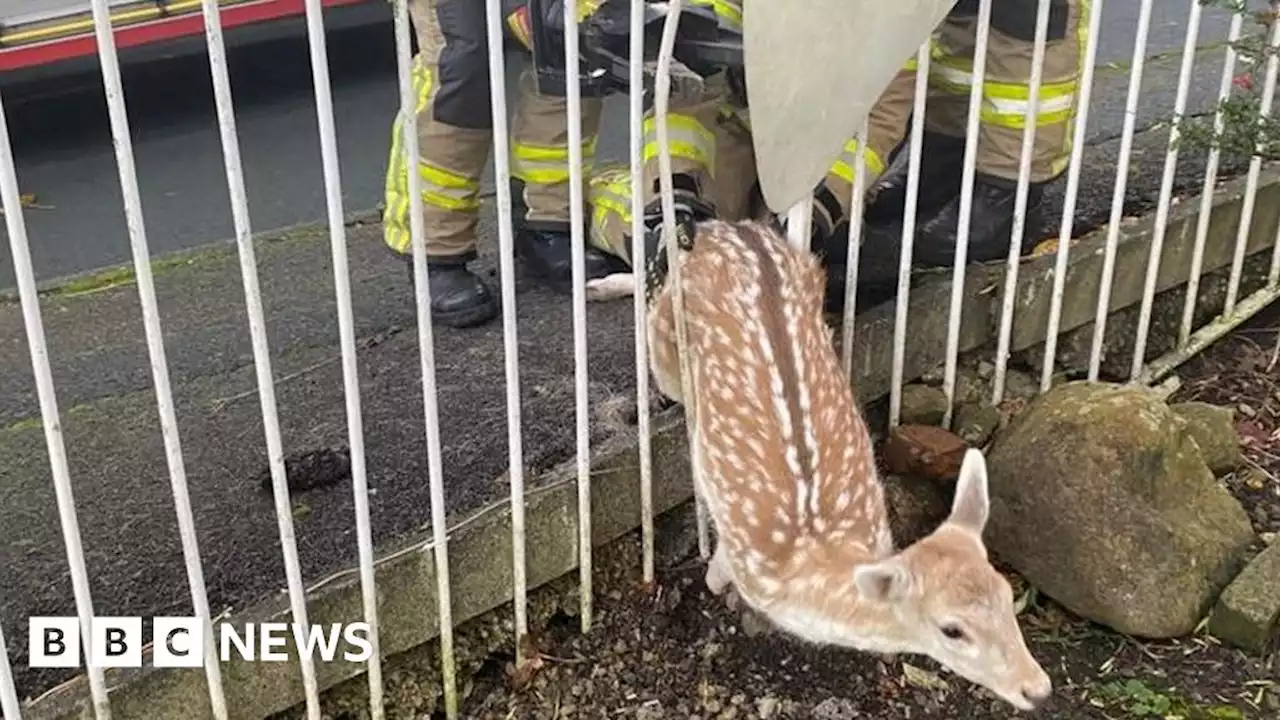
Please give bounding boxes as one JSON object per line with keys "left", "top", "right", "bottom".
{"left": 4, "top": 1, "right": 1280, "bottom": 719}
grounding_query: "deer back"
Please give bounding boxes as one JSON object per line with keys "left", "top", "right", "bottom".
{"left": 660, "top": 220, "right": 892, "bottom": 585}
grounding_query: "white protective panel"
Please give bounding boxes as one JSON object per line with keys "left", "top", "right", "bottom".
{"left": 745, "top": 0, "right": 960, "bottom": 212}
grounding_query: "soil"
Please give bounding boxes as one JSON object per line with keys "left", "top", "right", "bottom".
{"left": 454, "top": 308, "right": 1280, "bottom": 720}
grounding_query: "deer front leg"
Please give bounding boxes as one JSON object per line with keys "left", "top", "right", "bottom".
{"left": 646, "top": 287, "right": 684, "bottom": 405}
{"left": 704, "top": 541, "right": 731, "bottom": 596}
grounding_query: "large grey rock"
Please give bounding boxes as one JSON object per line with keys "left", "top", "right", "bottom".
{"left": 985, "top": 382, "right": 1256, "bottom": 639}
{"left": 953, "top": 402, "right": 1001, "bottom": 447}
{"left": 899, "top": 384, "right": 949, "bottom": 426}
{"left": 1170, "top": 401, "right": 1243, "bottom": 476}
{"left": 1209, "top": 543, "right": 1280, "bottom": 654}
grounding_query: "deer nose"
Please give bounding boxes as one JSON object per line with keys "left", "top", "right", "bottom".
{"left": 1019, "top": 678, "right": 1052, "bottom": 710}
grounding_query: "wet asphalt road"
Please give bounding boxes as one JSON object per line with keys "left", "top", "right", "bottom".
{"left": 0, "top": 0, "right": 1254, "bottom": 289}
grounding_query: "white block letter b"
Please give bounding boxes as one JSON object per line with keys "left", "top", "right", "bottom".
{"left": 90, "top": 617, "right": 142, "bottom": 668}
{"left": 29, "top": 617, "right": 80, "bottom": 668}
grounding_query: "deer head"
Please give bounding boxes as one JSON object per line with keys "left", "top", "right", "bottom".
{"left": 852, "top": 449, "right": 1051, "bottom": 711}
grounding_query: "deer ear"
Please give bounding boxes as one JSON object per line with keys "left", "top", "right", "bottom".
{"left": 853, "top": 559, "right": 914, "bottom": 603}
{"left": 948, "top": 448, "right": 990, "bottom": 534}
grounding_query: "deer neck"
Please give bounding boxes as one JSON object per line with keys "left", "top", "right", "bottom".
{"left": 758, "top": 538, "right": 913, "bottom": 655}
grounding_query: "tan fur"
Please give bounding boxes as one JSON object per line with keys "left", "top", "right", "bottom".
{"left": 647, "top": 219, "right": 1052, "bottom": 712}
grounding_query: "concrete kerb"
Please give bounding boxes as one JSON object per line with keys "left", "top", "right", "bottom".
{"left": 20, "top": 168, "right": 1280, "bottom": 719}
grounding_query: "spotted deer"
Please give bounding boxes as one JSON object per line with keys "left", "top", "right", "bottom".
{"left": 596, "top": 219, "right": 1052, "bottom": 711}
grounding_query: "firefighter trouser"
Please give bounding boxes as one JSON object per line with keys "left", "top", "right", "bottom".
{"left": 382, "top": 0, "right": 604, "bottom": 263}
{"left": 823, "top": 0, "right": 1087, "bottom": 222}
{"left": 583, "top": 69, "right": 727, "bottom": 265}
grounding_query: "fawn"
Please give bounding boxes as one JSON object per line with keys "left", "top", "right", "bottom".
{"left": 591, "top": 219, "right": 1052, "bottom": 711}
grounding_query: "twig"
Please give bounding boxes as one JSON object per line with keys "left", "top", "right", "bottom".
{"left": 1243, "top": 454, "right": 1280, "bottom": 484}
{"left": 211, "top": 355, "right": 341, "bottom": 411}
{"left": 1268, "top": 325, "right": 1280, "bottom": 372}
{"left": 211, "top": 326, "right": 404, "bottom": 411}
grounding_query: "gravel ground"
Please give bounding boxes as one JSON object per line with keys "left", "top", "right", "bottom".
{"left": 453, "top": 310, "right": 1280, "bottom": 720}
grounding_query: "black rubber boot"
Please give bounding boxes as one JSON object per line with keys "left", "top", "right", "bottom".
{"left": 637, "top": 174, "right": 718, "bottom": 304}
{"left": 407, "top": 260, "right": 500, "bottom": 329}
{"left": 864, "top": 131, "right": 967, "bottom": 226}
{"left": 824, "top": 176, "right": 1048, "bottom": 316}
{"left": 515, "top": 226, "right": 627, "bottom": 295}
{"left": 912, "top": 175, "right": 1045, "bottom": 267}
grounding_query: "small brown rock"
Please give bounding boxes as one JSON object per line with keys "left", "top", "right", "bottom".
{"left": 882, "top": 424, "right": 968, "bottom": 479}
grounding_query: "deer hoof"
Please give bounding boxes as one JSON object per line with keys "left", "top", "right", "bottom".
{"left": 704, "top": 555, "right": 730, "bottom": 596}
{"left": 584, "top": 273, "right": 636, "bottom": 302}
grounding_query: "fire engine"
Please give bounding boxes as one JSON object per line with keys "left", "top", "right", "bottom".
{"left": 0, "top": 0, "right": 379, "bottom": 74}
{"left": 0, "top": 1, "right": 743, "bottom": 94}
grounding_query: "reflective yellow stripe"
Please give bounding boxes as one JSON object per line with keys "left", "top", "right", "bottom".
{"left": 930, "top": 60, "right": 1078, "bottom": 100}
{"left": 507, "top": 8, "right": 533, "bottom": 51}
{"left": 418, "top": 164, "right": 481, "bottom": 211}
{"left": 587, "top": 167, "right": 635, "bottom": 261}
{"left": 511, "top": 138, "right": 599, "bottom": 185}
{"left": 929, "top": 62, "right": 1078, "bottom": 129}
{"left": 641, "top": 114, "right": 717, "bottom": 173}
{"left": 576, "top": 0, "right": 606, "bottom": 22}
{"left": 383, "top": 62, "right": 481, "bottom": 253}
{"left": 828, "top": 138, "right": 886, "bottom": 184}
{"left": 691, "top": 0, "right": 742, "bottom": 29}
{"left": 1059, "top": 0, "right": 1093, "bottom": 172}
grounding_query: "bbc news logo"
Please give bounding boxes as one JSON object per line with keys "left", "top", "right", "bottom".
{"left": 28, "top": 617, "right": 373, "bottom": 668}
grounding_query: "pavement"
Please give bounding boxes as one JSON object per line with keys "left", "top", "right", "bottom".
{"left": 0, "top": 0, "right": 1269, "bottom": 704}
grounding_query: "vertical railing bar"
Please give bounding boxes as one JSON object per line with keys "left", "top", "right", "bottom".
{"left": 0, "top": 88, "right": 111, "bottom": 719}
{"left": 654, "top": 0, "right": 709, "bottom": 559}
{"left": 392, "top": 1, "right": 459, "bottom": 715}
{"left": 298, "top": 1, "right": 384, "bottom": 714}
{"left": 181, "top": 0, "right": 324, "bottom": 712}
{"left": 630, "top": 0, "right": 656, "bottom": 586}
{"left": 1230, "top": 14, "right": 1280, "bottom": 308}
{"left": 1039, "top": 0, "right": 1106, "bottom": 391}
{"left": 563, "top": 0, "right": 594, "bottom": 633}
{"left": 941, "top": 0, "right": 994, "bottom": 428}
{"left": 787, "top": 200, "right": 812, "bottom": 251}
{"left": 1182, "top": 13, "right": 1243, "bottom": 345}
{"left": 1267, "top": 30, "right": 1280, "bottom": 288}
{"left": 840, "top": 122, "right": 869, "bottom": 378}
{"left": 481, "top": 0, "right": 531, "bottom": 662}
{"left": 1086, "top": 0, "right": 1153, "bottom": 382}
{"left": 992, "top": 0, "right": 1052, "bottom": 405}
{"left": 204, "top": 0, "right": 327, "bottom": 712}
{"left": 1271, "top": 187, "right": 1280, "bottom": 288}
{"left": 889, "top": 42, "right": 933, "bottom": 429}
{"left": 93, "top": 1, "right": 235, "bottom": 716}
{"left": 1130, "top": 0, "right": 1204, "bottom": 381}
{"left": 0, "top": 622, "right": 21, "bottom": 720}
{"left": 95, "top": 0, "right": 238, "bottom": 714}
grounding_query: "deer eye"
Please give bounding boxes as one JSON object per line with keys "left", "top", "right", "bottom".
{"left": 940, "top": 624, "right": 967, "bottom": 641}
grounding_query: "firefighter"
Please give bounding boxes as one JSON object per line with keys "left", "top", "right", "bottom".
{"left": 381, "top": 0, "right": 626, "bottom": 329}
{"left": 585, "top": 0, "right": 1085, "bottom": 307}
{"left": 815, "top": 0, "right": 1086, "bottom": 272}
